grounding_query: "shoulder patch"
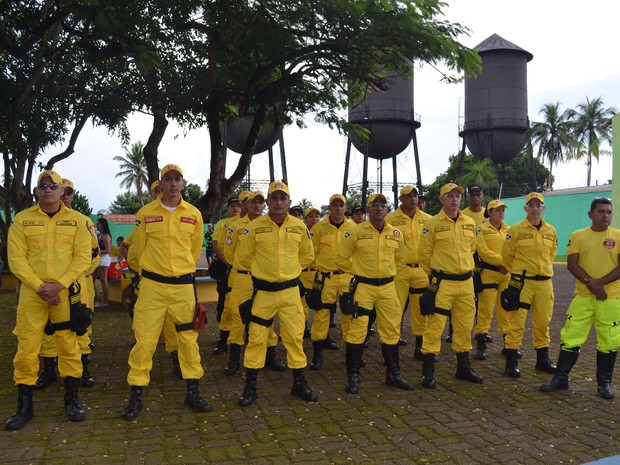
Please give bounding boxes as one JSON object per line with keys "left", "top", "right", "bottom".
{"left": 393, "top": 229, "right": 401, "bottom": 237}
{"left": 506, "top": 233, "right": 512, "bottom": 241}
{"left": 422, "top": 227, "right": 429, "bottom": 235}
{"left": 344, "top": 231, "right": 351, "bottom": 239}
{"left": 225, "top": 236, "right": 233, "bottom": 245}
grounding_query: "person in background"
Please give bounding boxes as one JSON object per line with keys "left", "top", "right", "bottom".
{"left": 351, "top": 205, "right": 366, "bottom": 225}
{"left": 204, "top": 223, "right": 215, "bottom": 268}
{"left": 290, "top": 205, "right": 304, "bottom": 220}
{"left": 541, "top": 197, "right": 620, "bottom": 399}
{"left": 417, "top": 195, "right": 427, "bottom": 213}
{"left": 94, "top": 218, "right": 112, "bottom": 307}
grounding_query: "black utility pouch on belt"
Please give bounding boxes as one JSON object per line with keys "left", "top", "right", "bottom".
{"left": 306, "top": 271, "right": 327, "bottom": 311}
{"left": 473, "top": 266, "right": 484, "bottom": 294}
{"left": 339, "top": 277, "right": 359, "bottom": 316}
{"left": 501, "top": 271, "right": 526, "bottom": 311}
{"left": 239, "top": 289, "right": 258, "bottom": 325}
{"left": 420, "top": 276, "right": 440, "bottom": 316}
{"left": 44, "top": 281, "right": 92, "bottom": 336}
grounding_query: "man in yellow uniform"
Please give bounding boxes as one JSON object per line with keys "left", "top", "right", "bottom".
{"left": 335, "top": 193, "right": 414, "bottom": 394}
{"left": 6, "top": 170, "right": 92, "bottom": 430}
{"left": 236, "top": 181, "right": 318, "bottom": 406}
{"left": 501, "top": 192, "right": 558, "bottom": 378}
{"left": 473, "top": 199, "right": 510, "bottom": 360}
{"left": 35, "top": 178, "right": 100, "bottom": 390}
{"left": 211, "top": 196, "right": 243, "bottom": 356}
{"left": 462, "top": 184, "right": 486, "bottom": 226}
{"left": 386, "top": 185, "right": 432, "bottom": 360}
{"left": 308, "top": 194, "right": 355, "bottom": 370}
{"left": 418, "top": 183, "right": 483, "bottom": 389}
{"left": 123, "top": 164, "right": 211, "bottom": 420}
{"left": 541, "top": 197, "right": 620, "bottom": 398}
{"left": 222, "top": 190, "right": 285, "bottom": 375}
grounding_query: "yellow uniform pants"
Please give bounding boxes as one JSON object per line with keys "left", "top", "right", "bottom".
{"left": 13, "top": 286, "right": 82, "bottom": 385}
{"left": 394, "top": 265, "right": 429, "bottom": 336}
{"left": 244, "top": 286, "right": 306, "bottom": 370}
{"left": 474, "top": 269, "right": 509, "bottom": 335}
{"left": 311, "top": 272, "right": 350, "bottom": 341}
{"left": 127, "top": 278, "right": 203, "bottom": 385}
{"left": 505, "top": 279, "right": 554, "bottom": 350}
{"left": 422, "top": 278, "right": 476, "bottom": 355}
{"left": 346, "top": 282, "right": 401, "bottom": 345}
{"left": 227, "top": 272, "right": 279, "bottom": 347}
{"left": 560, "top": 295, "right": 620, "bottom": 352}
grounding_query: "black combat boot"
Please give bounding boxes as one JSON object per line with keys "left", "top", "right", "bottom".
{"left": 535, "top": 347, "right": 557, "bottom": 373}
{"left": 35, "top": 357, "right": 57, "bottom": 390}
{"left": 64, "top": 377, "right": 86, "bottom": 422}
{"left": 265, "top": 346, "right": 287, "bottom": 371}
{"left": 123, "top": 386, "right": 144, "bottom": 420}
{"left": 213, "top": 330, "right": 229, "bottom": 355}
{"left": 421, "top": 353, "right": 436, "bottom": 389}
{"left": 323, "top": 336, "right": 340, "bottom": 350}
{"left": 383, "top": 344, "right": 415, "bottom": 390}
{"left": 540, "top": 348, "right": 579, "bottom": 392}
{"left": 238, "top": 369, "right": 258, "bottom": 406}
{"left": 345, "top": 343, "right": 364, "bottom": 394}
{"left": 504, "top": 349, "right": 521, "bottom": 378}
{"left": 224, "top": 344, "right": 241, "bottom": 375}
{"left": 455, "top": 352, "right": 484, "bottom": 383}
{"left": 413, "top": 336, "right": 423, "bottom": 360}
{"left": 596, "top": 350, "right": 617, "bottom": 400}
{"left": 5, "top": 385, "right": 34, "bottom": 431}
{"left": 474, "top": 334, "right": 487, "bottom": 361}
{"left": 185, "top": 379, "right": 213, "bottom": 412}
{"left": 501, "top": 335, "right": 522, "bottom": 358}
{"left": 80, "top": 354, "right": 95, "bottom": 387}
{"left": 310, "top": 340, "right": 323, "bottom": 371}
{"left": 291, "top": 368, "right": 318, "bottom": 402}
{"left": 170, "top": 350, "right": 182, "bottom": 378}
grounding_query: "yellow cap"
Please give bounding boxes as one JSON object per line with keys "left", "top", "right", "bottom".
{"left": 150, "top": 180, "right": 160, "bottom": 192}
{"left": 487, "top": 199, "right": 507, "bottom": 210}
{"left": 329, "top": 193, "right": 346, "bottom": 205}
{"left": 38, "top": 170, "right": 62, "bottom": 185}
{"left": 525, "top": 192, "right": 544, "bottom": 204}
{"left": 248, "top": 190, "right": 265, "bottom": 201}
{"left": 268, "top": 181, "right": 290, "bottom": 196}
{"left": 238, "top": 190, "right": 251, "bottom": 201}
{"left": 367, "top": 193, "right": 388, "bottom": 204}
{"left": 399, "top": 185, "right": 418, "bottom": 196}
{"left": 305, "top": 207, "right": 320, "bottom": 217}
{"left": 61, "top": 178, "right": 74, "bottom": 190}
{"left": 161, "top": 164, "right": 183, "bottom": 178}
{"left": 439, "top": 183, "right": 464, "bottom": 196}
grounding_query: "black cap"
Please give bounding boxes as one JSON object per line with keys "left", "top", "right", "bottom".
{"left": 289, "top": 205, "right": 304, "bottom": 214}
{"left": 418, "top": 195, "right": 427, "bottom": 201}
{"left": 227, "top": 198, "right": 240, "bottom": 206}
{"left": 468, "top": 184, "right": 483, "bottom": 193}
{"left": 351, "top": 205, "right": 365, "bottom": 214}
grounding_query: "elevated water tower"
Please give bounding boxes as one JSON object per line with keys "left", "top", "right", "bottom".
{"left": 344, "top": 66, "right": 422, "bottom": 206}
{"left": 221, "top": 111, "right": 287, "bottom": 187}
{"left": 459, "top": 34, "right": 533, "bottom": 165}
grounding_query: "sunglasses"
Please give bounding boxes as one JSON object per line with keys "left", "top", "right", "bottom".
{"left": 37, "top": 183, "right": 61, "bottom": 190}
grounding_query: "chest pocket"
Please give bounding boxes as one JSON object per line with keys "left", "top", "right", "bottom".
{"left": 145, "top": 221, "right": 165, "bottom": 235}
{"left": 435, "top": 230, "right": 453, "bottom": 243}
{"left": 57, "top": 226, "right": 77, "bottom": 250}
{"left": 518, "top": 238, "right": 535, "bottom": 248}
{"left": 285, "top": 232, "right": 302, "bottom": 253}
{"left": 179, "top": 221, "right": 196, "bottom": 237}
{"left": 24, "top": 225, "right": 45, "bottom": 252}
{"left": 462, "top": 229, "right": 475, "bottom": 238}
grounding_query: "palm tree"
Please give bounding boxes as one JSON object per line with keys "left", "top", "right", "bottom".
{"left": 457, "top": 158, "right": 499, "bottom": 191}
{"left": 114, "top": 142, "right": 149, "bottom": 205}
{"left": 569, "top": 96, "right": 616, "bottom": 186}
{"left": 526, "top": 102, "right": 575, "bottom": 189}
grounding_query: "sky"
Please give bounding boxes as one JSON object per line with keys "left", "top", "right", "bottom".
{"left": 48, "top": 0, "right": 620, "bottom": 213}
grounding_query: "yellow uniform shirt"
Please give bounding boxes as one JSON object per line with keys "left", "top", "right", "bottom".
{"left": 419, "top": 209, "right": 477, "bottom": 275}
{"left": 224, "top": 215, "right": 251, "bottom": 270}
{"left": 311, "top": 216, "right": 355, "bottom": 272}
{"left": 385, "top": 207, "right": 432, "bottom": 265}
{"left": 237, "top": 214, "right": 314, "bottom": 282}
{"left": 8, "top": 202, "right": 92, "bottom": 290}
{"left": 462, "top": 207, "right": 486, "bottom": 227}
{"left": 335, "top": 220, "right": 406, "bottom": 278}
{"left": 130, "top": 198, "right": 204, "bottom": 276}
{"left": 476, "top": 220, "right": 509, "bottom": 267}
{"left": 502, "top": 218, "right": 557, "bottom": 277}
{"left": 567, "top": 227, "right": 620, "bottom": 298}
{"left": 214, "top": 215, "right": 239, "bottom": 245}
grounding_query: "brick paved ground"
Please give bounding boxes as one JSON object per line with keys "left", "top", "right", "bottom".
{"left": 1, "top": 264, "right": 619, "bottom": 465}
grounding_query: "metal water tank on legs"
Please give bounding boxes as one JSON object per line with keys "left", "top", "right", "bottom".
{"left": 459, "top": 34, "right": 533, "bottom": 164}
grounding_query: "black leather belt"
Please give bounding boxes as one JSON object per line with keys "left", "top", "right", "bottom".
{"left": 236, "top": 270, "right": 250, "bottom": 275}
{"left": 355, "top": 276, "right": 394, "bottom": 286}
{"left": 520, "top": 274, "right": 552, "bottom": 281}
{"left": 252, "top": 277, "right": 300, "bottom": 292}
{"left": 432, "top": 271, "right": 472, "bottom": 281}
{"left": 142, "top": 270, "right": 194, "bottom": 285}
{"left": 479, "top": 261, "right": 502, "bottom": 272}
